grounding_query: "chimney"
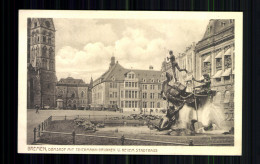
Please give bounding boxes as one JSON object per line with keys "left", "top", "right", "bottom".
{"left": 149, "top": 65, "right": 153, "bottom": 70}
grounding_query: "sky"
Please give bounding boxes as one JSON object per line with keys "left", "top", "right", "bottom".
{"left": 54, "top": 18, "right": 209, "bottom": 83}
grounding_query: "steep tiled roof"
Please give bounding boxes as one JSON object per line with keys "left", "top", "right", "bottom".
{"left": 131, "top": 69, "right": 163, "bottom": 83}
{"left": 57, "top": 77, "right": 86, "bottom": 85}
{"left": 201, "top": 19, "right": 234, "bottom": 41}
{"left": 94, "top": 61, "right": 163, "bottom": 85}
{"left": 101, "top": 63, "right": 129, "bottom": 82}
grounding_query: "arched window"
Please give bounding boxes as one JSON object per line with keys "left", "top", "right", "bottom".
{"left": 49, "top": 48, "right": 53, "bottom": 59}
{"left": 35, "top": 46, "right": 39, "bottom": 56}
{"left": 71, "top": 92, "right": 75, "bottom": 98}
{"left": 31, "top": 48, "right": 35, "bottom": 60}
{"left": 42, "top": 46, "right": 47, "bottom": 57}
{"left": 43, "top": 36, "right": 46, "bottom": 43}
{"left": 214, "top": 92, "right": 222, "bottom": 104}
{"left": 81, "top": 91, "right": 84, "bottom": 98}
{"left": 224, "top": 91, "right": 231, "bottom": 103}
{"left": 48, "top": 38, "right": 51, "bottom": 44}
{"left": 36, "top": 61, "right": 41, "bottom": 67}
{"left": 157, "top": 102, "right": 160, "bottom": 108}
{"left": 58, "top": 90, "right": 63, "bottom": 97}
{"left": 50, "top": 61, "right": 53, "bottom": 70}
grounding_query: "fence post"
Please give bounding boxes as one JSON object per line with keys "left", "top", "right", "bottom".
{"left": 33, "top": 128, "right": 37, "bottom": 142}
{"left": 65, "top": 115, "right": 66, "bottom": 120}
{"left": 42, "top": 122, "right": 44, "bottom": 131}
{"left": 38, "top": 124, "right": 41, "bottom": 137}
{"left": 121, "top": 135, "right": 125, "bottom": 145}
{"left": 72, "top": 130, "right": 75, "bottom": 145}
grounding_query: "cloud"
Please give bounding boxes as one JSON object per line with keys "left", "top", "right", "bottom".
{"left": 54, "top": 19, "right": 209, "bottom": 82}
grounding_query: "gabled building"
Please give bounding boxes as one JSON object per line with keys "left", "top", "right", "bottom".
{"left": 56, "top": 77, "right": 92, "bottom": 109}
{"left": 92, "top": 57, "right": 164, "bottom": 113}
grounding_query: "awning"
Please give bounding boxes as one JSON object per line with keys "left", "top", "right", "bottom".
{"left": 224, "top": 48, "right": 231, "bottom": 56}
{"left": 221, "top": 68, "right": 232, "bottom": 77}
{"left": 212, "top": 70, "right": 223, "bottom": 78}
{"left": 215, "top": 51, "right": 223, "bottom": 59}
{"left": 203, "top": 56, "right": 211, "bottom": 63}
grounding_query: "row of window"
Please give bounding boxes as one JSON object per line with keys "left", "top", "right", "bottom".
{"left": 142, "top": 102, "right": 160, "bottom": 108}
{"left": 109, "top": 90, "right": 161, "bottom": 99}
{"left": 123, "top": 90, "right": 138, "bottom": 99}
{"left": 142, "top": 79, "right": 161, "bottom": 83}
{"left": 31, "top": 30, "right": 53, "bottom": 37}
{"left": 125, "top": 82, "right": 138, "bottom": 88}
{"left": 110, "top": 101, "right": 117, "bottom": 105}
{"left": 142, "top": 93, "right": 161, "bottom": 99}
{"left": 109, "top": 92, "right": 118, "bottom": 98}
{"left": 214, "top": 91, "right": 232, "bottom": 103}
{"left": 31, "top": 36, "right": 53, "bottom": 45}
{"left": 122, "top": 101, "right": 138, "bottom": 108}
{"left": 127, "top": 74, "right": 135, "bottom": 79}
{"left": 142, "top": 84, "right": 161, "bottom": 90}
{"left": 202, "top": 53, "right": 233, "bottom": 75}
{"left": 109, "top": 83, "right": 117, "bottom": 88}
{"left": 93, "top": 92, "right": 102, "bottom": 100}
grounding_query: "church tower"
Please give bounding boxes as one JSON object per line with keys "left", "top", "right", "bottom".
{"left": 27, "top": 18, "right": 57, "bottom": 108}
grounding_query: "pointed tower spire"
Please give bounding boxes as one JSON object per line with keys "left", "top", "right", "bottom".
{"left": 89, "top": 76, "right": 93, "bottom": 88}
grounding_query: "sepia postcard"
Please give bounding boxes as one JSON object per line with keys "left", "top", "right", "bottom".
{"left": 18, "top": 10, "right": 243, "bottom": 155}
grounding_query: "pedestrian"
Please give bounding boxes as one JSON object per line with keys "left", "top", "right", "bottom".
{"left": 35, "top": 104, "right": 39, "bottom": 114}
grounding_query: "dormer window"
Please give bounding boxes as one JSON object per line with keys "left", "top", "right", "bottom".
{"left": 143, "top": 79, "right": 146, "bottom": 82}
{"left": 34, "top": 22, "right": 37, "bottom": 27}
{"left": 221, "top": 22, "right": 226, "bottom": 27}
{"left": 128, "top": 74, "right": 131, "bottom": 79}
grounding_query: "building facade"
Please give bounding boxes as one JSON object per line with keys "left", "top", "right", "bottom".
{"left": 27, "top": 18, "right": 57, "bottom": 109}
{"left": 160, "top": 19, "right": 235, "bottom": 120}
{"left": 56, "top": 77, "right": 92, "bottom": 109}
{"left": 175, "top": 43, "right": 196, "bottom": 92}
{"left": 92, "top": 57, "right": 164, "bottom": 113}
{"left": 195, "top": 19, "right": 235, "bottom": 120}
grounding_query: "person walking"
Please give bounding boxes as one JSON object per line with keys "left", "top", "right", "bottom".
{"left": 35, "top": 104, "right": 39, "bottom": 114}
